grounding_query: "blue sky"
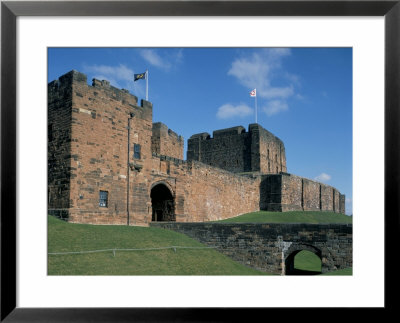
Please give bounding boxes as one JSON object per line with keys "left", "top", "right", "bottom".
{"left": 48, "top": 47, "right": 353, "bottom": 214}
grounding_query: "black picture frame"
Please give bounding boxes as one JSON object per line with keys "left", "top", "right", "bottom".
{"left": 1, "top": 1, "right": 399, "bottom": 321}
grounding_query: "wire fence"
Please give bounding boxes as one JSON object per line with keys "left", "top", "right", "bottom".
{"left": 48, "top": 245, "right": 216, "bottom": 257}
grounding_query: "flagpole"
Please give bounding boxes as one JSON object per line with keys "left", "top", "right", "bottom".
{"left": 255, "top": 93, "right": 258, "bottom": 124}
{"left": 146, "top": 69, "right": 148, "bottom": 101}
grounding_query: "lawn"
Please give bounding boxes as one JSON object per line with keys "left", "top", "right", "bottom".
{"left": 48, "top": 212, "right": 352, "bottom": 275}
{"left": 48, "top": 215, "right": 270, "bottom": 275}
{"left": 215, "top": 210, "right": 352, "bottom": 224}
{"left": 293, "top": 250, "right": 352, "bottom": 275}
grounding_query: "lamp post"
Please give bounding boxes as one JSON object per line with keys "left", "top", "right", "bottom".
{"left": 127, "top": 112, "right": 135, "bottom": 225}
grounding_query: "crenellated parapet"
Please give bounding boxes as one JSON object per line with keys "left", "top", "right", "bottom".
{"left": 187, "top": 123, "right": 287, "bottom": 174}
{"left": 151, "top": 122, "right": 184, "bottom": 160}
{"left": 260, "top": 173, "right": 345, "bottom": 214}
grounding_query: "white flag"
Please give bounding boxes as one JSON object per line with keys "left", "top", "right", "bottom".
{"left": 250, "top": 88, "right": 256, "bottom": 97}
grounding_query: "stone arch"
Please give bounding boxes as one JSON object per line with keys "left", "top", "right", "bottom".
{"left": 150, "top": 181, "right": 176, "bottom": 222}
{"left": 284, "top": 243, "right": 322, "bottom": 275}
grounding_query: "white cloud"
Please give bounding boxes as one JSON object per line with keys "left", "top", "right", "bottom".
{"left": 314, "top": 173, "right": 332, "bottom": 182}
{"left": 82, "top": 63, "right": 146, "bottom": 97}
{"left": 263, "top": 100, "right": 288, "bottom": 116}
{"left": 139, "top": 49, "right": 183, "bottom": 71}
{"left": 228, "top": 48, "right": 296, "bottom": 100}
{"left": 216, "top": 103, "right": 253, "bottom": 119}
{"left": 83, "top": 64, "right": 134, "bottom": 85}
{"left": 140, "top": 49, "right": 169, "bottom": 69}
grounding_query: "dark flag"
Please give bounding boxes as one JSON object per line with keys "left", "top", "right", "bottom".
{"left": 134, "top": 72, "right": 146, "bottom": 81}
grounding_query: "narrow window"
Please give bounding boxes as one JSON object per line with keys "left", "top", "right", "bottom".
{"left": 134, "top": 144, "right": 141, "bottom": 159}
{"left": 268, "top": 161, "right": 270, "bottom": 172}
{"left": 267, "top": 149, "right": 269, "bottom": 159}
{"left": 48, "top": 124, "right": 53, "bottom": 142}
{"left": 99, "top": 190, "right": 108, "bottom": 207}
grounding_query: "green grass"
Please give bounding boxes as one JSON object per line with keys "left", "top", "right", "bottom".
{"left": 293, "top": 250, "right": 352, "bottom": 276}
{"left": 294, "top": 250, "right": 322, "bottom": 272}
{"left": 48, "top": 213, "right": 351, "bottom": 276}
{"left": 214, "top": 210, "right": 352, "bottom": 224}
{"left": 48, "top": 216, "right": 270, "bottom": 275}
{"left": 214, "top": 211, "right": 352, "bottom": 275}
{"left": 322, "top": 267, "right": 352, "bottom": 275}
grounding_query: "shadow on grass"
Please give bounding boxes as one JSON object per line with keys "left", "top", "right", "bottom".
{"left": 286, "top": 268, "right": 322, "bottom": 275}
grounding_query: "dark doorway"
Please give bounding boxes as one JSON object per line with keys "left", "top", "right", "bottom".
{"left": 151, "top": 183, "right": 175, "bottom": 222}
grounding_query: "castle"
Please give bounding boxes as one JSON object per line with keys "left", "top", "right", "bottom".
{"left": 48, "top": 70, "right": 345, "bottom": 226}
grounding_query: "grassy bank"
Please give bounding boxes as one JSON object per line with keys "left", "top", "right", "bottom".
{"left": 48, "top": 216, "right": 270, "bottom": 275}
{"left": 214, "top": 210, "right": 352, "bottom": 224}
{"left": 48, "top": 212, "right": 351, "bottom": 276}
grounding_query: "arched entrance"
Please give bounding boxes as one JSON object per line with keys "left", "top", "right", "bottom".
{"left": 284, "top": 244, "right": 322, "bottom": 275}
{"left": 150, "top": 183, "right": 175, "bottom": 222}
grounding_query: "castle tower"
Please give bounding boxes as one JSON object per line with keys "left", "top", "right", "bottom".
{"left": 48, "top": 70, "right": 153, "bottom": 224}
{"left": 187, "top": 123, "right": 287, "bottom": 174}
{"left": 151, "top": 122, "right": 184, "bottom": 160}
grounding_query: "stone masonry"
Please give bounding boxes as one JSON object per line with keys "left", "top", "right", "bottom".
{"left": 48, "top": 70, "right": 345, "bottom": 225}
{"left": 187, "top": 124, "right": 287, "bottom": 174}
{"left": 151, "top": 222, "right": 353, "bottom": 274}
{"left": 152, "top": 122, "right": 184, "bottom": 160}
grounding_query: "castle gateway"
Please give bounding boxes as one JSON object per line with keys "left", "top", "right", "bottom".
{"left": 48, "top": 70, "right": 345, "bottom": 225}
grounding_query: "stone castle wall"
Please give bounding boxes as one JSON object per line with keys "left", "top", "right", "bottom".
{"left": 249, "top": 124, "right": 287, "bottom": 174}
{"left": 48, "top": 72, "right": 75, "bottom": 219}
{"left": 48, "top": 70, "right": 345, "bottom": 226}
{"left": 187, "top": 124, "right": 287, "bottom": 174}
{"left": 151, "top": 122, "right": 184, "bottom": 160}
{"left": 151, "top": 222, "right": 353, "bottom": 274}
{"left": 48, "top": 71, "right": 261, "bottom": 225}
{"left": 48, "top": 70, "right": 154, "bottom": 224}
{"left": 150, "top": 156, "right": 260, "bottom": 223}
{"left": 260, "top": 173, "right": 345, "bottom": 214}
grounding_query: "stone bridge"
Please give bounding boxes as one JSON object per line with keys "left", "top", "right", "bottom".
{"left": 150, "top": 222, "right": 352, "bottom": 275}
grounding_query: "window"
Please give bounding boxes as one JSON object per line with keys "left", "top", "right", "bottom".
{"left": 48, "top": 124, "right": 53, "bottom": 142}
{"left": 99, "top": 190, "right": 108, "bottom": 207}
{"left": 134, "top": 144, "right": 141, "bottom": 159}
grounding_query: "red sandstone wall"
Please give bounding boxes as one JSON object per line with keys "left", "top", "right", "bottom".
{"left": 49, "top": 71, "right": 345, "bottom": 226}
{"left": 280, "top": 174, "right": 303, "bottom": 211}
{"left": 151, "top": 122, "right": 184, "bottom": 160}
{"left": 67, "top": 73, "right": 153, "bottom": 225}
{"left": 258, "top": 132, "right": 287, "bottom": 174}
{"left": 333, "top": 189, "right": 340, "bottom": 213}
{"left": 182, "top": 161, "right": 260, "bottom": 221}
{"left": 321, "top": 184, "right": 334, "bottom": 211}
{"left": 148, "top": 158, "right": 260, "bottom": 222}
{"left": 278, "top": 174, "right": 344, "bottom": 213}
{"left": 302, "top": 179, "right": 320, "bottom": 211}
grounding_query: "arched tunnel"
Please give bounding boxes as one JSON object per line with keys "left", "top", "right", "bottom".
{"left": 150, "top": 183, "right": 176, "bottom": 222}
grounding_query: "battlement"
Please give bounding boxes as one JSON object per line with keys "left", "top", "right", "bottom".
{"left": 260, "top": 173, "right": 345, "bottom": 214}
{"left": 189, "top": 132, "right": 211, "bottom": 140}
{"left": 189, "top": 124, "right": 283, "bottom": 144}
{"left": 213, "top": 126, "right": 246, "bottom": 138}
{"left": 249, "top": 123, "right": 285, "bottom": 146}
{"left": 153, "top": 122, "right": 184, "bottom": 142}
{"left": 49, "top": 70, "right": 141, "bottom": 107}
{"left": 187, "top": 123, "right": 287, "bottom": 174}
{"left": 152, "top": 122, "right": 184, "bottom": 160}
